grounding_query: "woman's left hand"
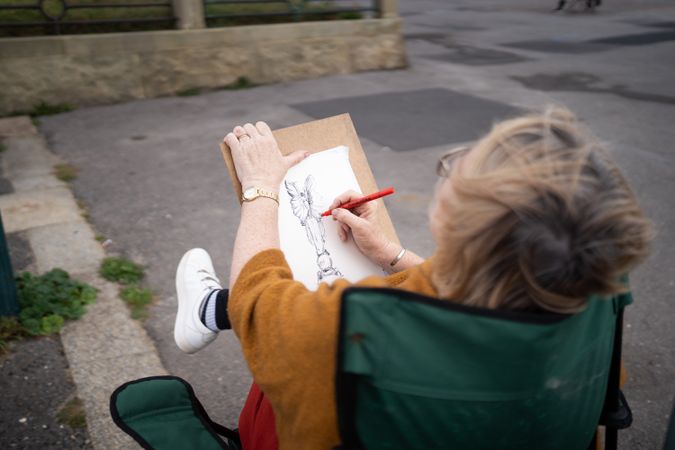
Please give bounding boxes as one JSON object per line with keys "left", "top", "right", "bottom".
{"left": 224, "top": 121, "right": 308, "bottom": 193}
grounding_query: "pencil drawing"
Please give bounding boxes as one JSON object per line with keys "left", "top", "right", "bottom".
{"left": 285, "top": 175, "right": 343, "bottom": 282}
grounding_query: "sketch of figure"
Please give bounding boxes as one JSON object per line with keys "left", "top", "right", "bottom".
{"left": 285, "top": 175, "right": 343, "bottom": 283}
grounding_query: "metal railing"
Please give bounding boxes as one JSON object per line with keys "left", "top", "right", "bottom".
{"left": 203, "top": 0, "right": 379, "bottom": 26}
{"left": 0, "top": 0, "right": 175, "bottom": 36}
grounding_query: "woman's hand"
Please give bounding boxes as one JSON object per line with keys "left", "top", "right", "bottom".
{"left": 225, "top": 122, "right": 308, "bottom": 193}
{"left": 330, "top": 190, "right": 395, "bottom": 266}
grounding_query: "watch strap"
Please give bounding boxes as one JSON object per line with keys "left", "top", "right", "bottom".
{"left": 241, "top": 187, "right": 279, "bottom": 205}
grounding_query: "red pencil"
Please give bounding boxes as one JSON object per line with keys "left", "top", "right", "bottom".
{"left": 321, "top": 187, "right": 395, "bottom": 217}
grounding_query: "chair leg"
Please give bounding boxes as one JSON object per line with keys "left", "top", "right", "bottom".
{"left": 586, "top": 429, "right": 598, "bottom": 450}
{"left": 605, "top": 428, "right": 618, "bottom": 450}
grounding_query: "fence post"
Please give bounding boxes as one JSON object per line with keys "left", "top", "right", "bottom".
{"left": 0, "top": 212, "right": 19, "bottom": 317}
{"left": 173, "top": 0, "right": 206, "bottom": 29}
{"left": 378, "top": 0, "right": 398, "bottom": 18}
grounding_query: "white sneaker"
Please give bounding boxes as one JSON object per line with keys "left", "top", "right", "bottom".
{"left": 174, "top": 248, "right": 222, "bottom": 354}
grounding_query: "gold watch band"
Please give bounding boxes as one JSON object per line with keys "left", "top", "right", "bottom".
{"left": 241, "top": 187, "right": 279, "bottom": 205}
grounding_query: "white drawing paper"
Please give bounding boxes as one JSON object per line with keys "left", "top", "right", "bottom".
{"left": 278, "top": 145, "right": 384, "bottom": 290}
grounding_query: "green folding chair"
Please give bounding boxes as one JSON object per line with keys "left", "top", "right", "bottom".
{"left": 335, "top": 287, "right": 633, "bottom": 450}
{"left": 111, "top": 286, "right": 632, "bottom": 450}
{"left": 110, "top": 376, "right": 241, "bottom": 450}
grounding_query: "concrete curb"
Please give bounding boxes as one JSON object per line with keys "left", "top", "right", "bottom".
{"left": 0, "top": 116, "right": 167, "bottom": 449}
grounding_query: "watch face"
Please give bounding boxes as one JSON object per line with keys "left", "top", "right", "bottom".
{"left": 242, "top": 187, "right": 257, "bottom": 200}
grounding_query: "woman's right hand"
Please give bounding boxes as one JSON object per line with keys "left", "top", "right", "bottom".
{"left": 330, "top": 190, "right": 394, "bottom": 266}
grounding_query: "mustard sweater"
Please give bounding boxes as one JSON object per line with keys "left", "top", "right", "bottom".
{"left": 229, "top": 249, "right": 438, "bottom": 450}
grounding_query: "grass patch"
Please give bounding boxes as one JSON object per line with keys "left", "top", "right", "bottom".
{"left": 120, "top": 285, "right": 154, "bottom": 321}
{"left": 77, "top": 199, "right": 90, "bottom": 221}
{"left": 57, "top": 397, "right": 87, "bottom": 429}
{"left": 0, "top": 317, "right": 26, "bottom": 354}
{"left": 30, "top": 101, "right": 73, "bottom": 117}
{"left": 0, "top": 269, "right": 97, "bottom": 352}
{"left": 99, "top": 258, "right": 152, "bottom": 320}
{"left": 176, "top": 77, "right": 256, "bottom": 98}
{"left": 2, "top": 101, "right": 74, "bottom": 119}
{"left": 100, "top": 257, "right": 144, "bottom": 285}
{"left": 338, "top": 11, "right": 363, "bottom": 20}
{"left": 94, "top": 234, "right": 106, "bottom": 243}
{"left": 176, "top": 87, "right": 202, "bottom": 97}
{"left": 220, "top": 76, "right": 256, "bottom": 91}
{"left": 53, "top": 163, "right": 78, "bottom": 182}
{"left": 0, "top": 141, "right": 6, "bottom": 153}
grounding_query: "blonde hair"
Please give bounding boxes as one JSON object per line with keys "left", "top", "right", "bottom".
{"left": 431, "top": 107, "right": 652, "bottom": 314}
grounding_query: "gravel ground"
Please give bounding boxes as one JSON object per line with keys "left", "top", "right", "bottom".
{"left": 0, "top": 336, "right": 93, "bottom": 450}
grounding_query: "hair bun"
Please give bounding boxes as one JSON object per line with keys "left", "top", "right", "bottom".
{"left": 516, "top": 195, "right": 610, "bottom": 307}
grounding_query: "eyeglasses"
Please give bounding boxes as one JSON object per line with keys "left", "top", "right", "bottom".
{"left": 436, "top": 146, "right": 470, "bottom": 178}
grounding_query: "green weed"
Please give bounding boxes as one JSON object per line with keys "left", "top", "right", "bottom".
{"left": 176, "top": 87, "right": 202, "bottom": 97}
{"left": 120, "top": 285, "right": 154, "bottom": 321}
{"left": 2, "top": 102, "right": 74, "bottom": 120}
{"left": 76, "top": 199, "right": 90, "bottom": 221}
{"left": 53, "top": 163, "right": 78, "bottom": 182}
{"left": 1, "top": 270, "right": 97, "bottom": 353}
{"left": 0, "top": 317, "right": 25, "bottom": 354}
{"left": 176, "top": 77, "right": 256, "bottom": 98}
{"left": 100, "top": 257, "right": 144, "bottom": 285}
{"left": 29, "top": 101, "right": 74, "bottom": 117}
{"left": 14, "top": 269, "right": 97, "bottom": 337}
{"left": 0, "top": 141, "right": 6, "bottom": 153}
{"left": 338, "top": 11, "right": 363, "bottom": 20}
{"left": 220, "top": 76, "right": 256, "bottom": 91}
{"left": 57, "top": 397, "right": 87, "bottom": 429}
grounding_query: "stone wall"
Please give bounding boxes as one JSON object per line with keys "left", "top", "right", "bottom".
{"left": 0, "top": 18, "right": 406, "bottom": 115}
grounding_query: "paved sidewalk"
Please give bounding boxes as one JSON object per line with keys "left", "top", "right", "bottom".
{"left": 0, "top": 117, "right": 166, "bottom": 449}
{"left": 17, "top": 0, "right": 675, "bottom": 448}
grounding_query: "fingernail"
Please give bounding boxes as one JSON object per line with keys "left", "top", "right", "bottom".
{"left": 304, "top": 152, "right": 310, "bottom": 158}
{"left": 332, "top": 210, "right": 338, "bottom": 217}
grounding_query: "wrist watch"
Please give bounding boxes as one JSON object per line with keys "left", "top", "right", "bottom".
{"left": 241, "top": 186, "right": 279, "bottom": 205}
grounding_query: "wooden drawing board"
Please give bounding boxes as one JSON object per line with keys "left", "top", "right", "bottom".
{"left": 220, "top": 113, "right": 400, "bottom": 245}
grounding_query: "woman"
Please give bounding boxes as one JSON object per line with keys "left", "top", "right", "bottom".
{"left": 173, "top": 108, "right": 651, "bottom": 450}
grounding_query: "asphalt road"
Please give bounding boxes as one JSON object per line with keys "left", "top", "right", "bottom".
{"left": 40, "top": 1, "right": 675, "bottom": 448}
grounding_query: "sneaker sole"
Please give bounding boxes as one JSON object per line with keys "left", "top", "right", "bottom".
{"left": 174, "top": 250, "right": 199, "bottom": 354}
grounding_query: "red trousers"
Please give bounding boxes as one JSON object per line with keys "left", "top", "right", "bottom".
{"left": 238, "top": 382, "right": 278, "bottom": 450}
